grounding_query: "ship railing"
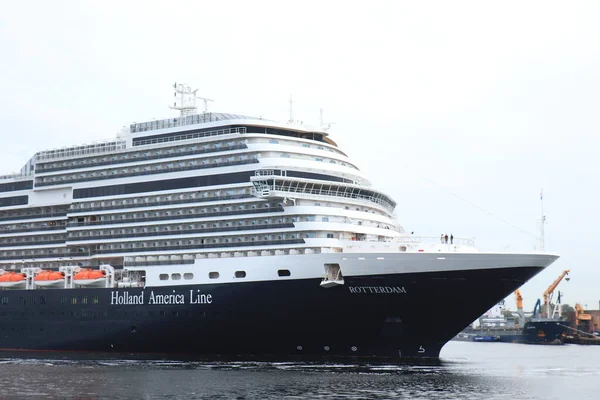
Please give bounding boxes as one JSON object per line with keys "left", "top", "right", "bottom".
{"left": 0, "top": 211, "right": 68, "bottom": 223}
{"left": 395, "top": 236, "right": 475, "bottom": 247}
{"left": 0, "top": 224, "right": 67, "bottom": 234}
{"left": 130, "top": 113, "right": 254, "bottom": 134}
{"left": 340, "top": 238, "right": 476, "bottom": 252}
{"left": 123, "top": 247, "right": 326, "bottom": 266}
{"left": 251, "top": 182, "right": 395, "bottom": 213}
{"left": 69, "top": 193, "right": 252, "bottom": 213}
{"left": 93, "top": 239, "right": 306, "bottom": 255}
{"left": 37, "top": 143, "right": 248, "bottom": 173}
{"left": 67, "top": 206, "right": 285, "bottom": 227}
{"left": 36, "top": 140, "right": 127, "bottom": 162}
{"left": 0, "top": 251, "right": 91, "bottom": 261}
{"left": 66, "top": 223, "right": 295, "bottom": 242}
{"left": 36, "top": 158, "right": 259, "bottom": 187}
{"left": 255, "top": 169, "right": 276, "bottom": 177}
{"left": 132, "top": 126, "right": 247, "bottom": 146}
{"left": 0, "top": 173, "right": 32, "bottom": 181}
{"left": 125, "top": 259, "right": 196, "bottom": 267}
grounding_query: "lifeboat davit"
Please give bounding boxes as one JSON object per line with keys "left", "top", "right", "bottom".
{"left": 74, "top": 268, "right": 106, "bottom": 287}
{"left": 35, "top": 270, "right": 65, "bottom": 288}
{"left": 0, "top": 271, "right": 26, "bottom": 289}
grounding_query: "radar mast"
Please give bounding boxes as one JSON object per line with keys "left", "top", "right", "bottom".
{"left": 540, "top": 188, "right": 546, "bottom": 251}
{"left": 169, "top": 83, "right": 214, "bottom": 117}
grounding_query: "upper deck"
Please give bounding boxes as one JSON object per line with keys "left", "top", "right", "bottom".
{"left": 129, "top": 112, "right": 258, "bottom": 134}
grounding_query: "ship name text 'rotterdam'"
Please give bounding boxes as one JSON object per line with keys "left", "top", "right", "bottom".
{"left": 348, "top": 286, "right": 407, "bottom": 294}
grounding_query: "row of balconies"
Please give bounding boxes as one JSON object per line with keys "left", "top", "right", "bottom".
{"left": 69, "top": 188, "right": 252, "bottom": 213}
{"left": 0, "top": 221, "right": 67, "bottom": 234}
{"left": 37, "top": 140, "right": 247, "bottom": 173}
{"left": 0, "top": 208, "right": 69, "bottom": 223}
{"left": 68, "top": 202, "right": 283, "bottom": 227}
{"left": 123, "top": 247, "right": 325, "bottom": 266}
{"left": 275, "top": 152, "right": 357, "bottom": 170}
{"left": 254, "top": 136, "right": 344, "bottom": 156}
{"left": 35, "top": 155, "right": 259, "bottom": 187}
{"left": 94, "top": 237, "right": 307, "bottom": 255}
{"left": 36, "top": 141, "right": 126, "bottom": 162}
{"left": 0, "top": 233, "right": 66, "bottom": 247}
{"left": 67, "top": 222, "right": 295, "bottom": 242}
{"left": 0, "top": 247, "right": 88, "bottom": 261}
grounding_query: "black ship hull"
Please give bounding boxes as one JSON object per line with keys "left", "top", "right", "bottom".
{"left": 522, "top": 320, "right": 568, "bottom": 344}
{"left": 0, "top": 266, "right": 544, "bottom": 359}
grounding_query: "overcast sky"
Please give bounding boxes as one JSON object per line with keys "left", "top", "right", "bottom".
{"left": 1, "top": 1, "right": 598, "bottom": 311}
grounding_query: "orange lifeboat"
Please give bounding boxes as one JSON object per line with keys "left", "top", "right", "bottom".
{"left": 74, "top": 268, "right": 106, "bottom": 287}
{"left": 0, "top": 271, "right": 26, "bottom": 289}
{"left": 35, "top": 270, "right": 65, "bottom": 288}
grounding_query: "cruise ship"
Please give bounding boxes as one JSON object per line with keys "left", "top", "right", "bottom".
{"left": 0, "top": 85, "right": 558, "bottom": 359}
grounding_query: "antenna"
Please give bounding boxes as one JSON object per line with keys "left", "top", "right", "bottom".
{"left": 169, "top": 83, "right": 214, "bottom": 117}
{"left": 540, "top": 188, "right": 546, "bottom": 251}
{"left": 319, "top": 108, "right": 335, "bottom": 131}
{"left": 197, "top": 97, "right": 214, "bottom": 114}
{"left": 288, "top": 95, "right": 294, "bottom": 123}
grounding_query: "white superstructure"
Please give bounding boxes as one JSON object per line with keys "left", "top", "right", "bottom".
{"left": 0, "top": 90, "right": 557, "bottom": 289}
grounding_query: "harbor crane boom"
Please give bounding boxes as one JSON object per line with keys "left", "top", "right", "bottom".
{"left": 514, "top": 290, "right": 525, "bottom": 326}
{"left": 543, "top": 269, "right": 570, "bottom": 317}
{"left": 514, "top": 290, "right": 523, "bottom": 309}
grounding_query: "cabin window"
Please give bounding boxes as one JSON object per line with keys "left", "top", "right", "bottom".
{"left": 159, "top": 274, "right": 169, "bottom": 281}
{"left": 235, "top": 271, "right": 246, "bottom": 278}
{"left": 209, "top": 272, "right": 219, "bottom": 279}
{"left": 278, "top": 270, "right": 291, "bottom": 277}
{"left": 183, "top": 273, "right": 193, "bottom": 280}
{"left": 171, "top": 273, "right": 181, "bottom": 280}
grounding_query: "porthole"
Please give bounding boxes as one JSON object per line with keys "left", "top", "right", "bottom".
{"left": 183, "top": 273, "right": 193, "bottom": 280}
{"left": 209, "top": 272, "right": 219, "bottom": 279}
{"left": 235, "top": 271, "right": 246, "bottom": 278}
{"left": 159, "top": 274, "right": 169, "bottom": 281}
{"left": 278, "top": 269, "right": 291, "bottom": 277}
{"left": 171, "top": 273, "right": 181, "bottom": 280}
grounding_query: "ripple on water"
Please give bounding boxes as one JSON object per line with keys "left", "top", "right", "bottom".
{"left": 0, "top": 343, "right": 597, "bottom": 399}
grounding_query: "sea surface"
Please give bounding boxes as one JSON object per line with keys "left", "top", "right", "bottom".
{"left": 0, "top": 341, "right": 598, "bottom": 399}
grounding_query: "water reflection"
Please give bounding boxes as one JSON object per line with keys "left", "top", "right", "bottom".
{"left": 0, "top": 342, "right": 598, "bottom": 399}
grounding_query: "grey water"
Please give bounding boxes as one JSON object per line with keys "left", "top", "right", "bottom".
{"left": 0, "top": 341, "right": 597, "bottom": 399}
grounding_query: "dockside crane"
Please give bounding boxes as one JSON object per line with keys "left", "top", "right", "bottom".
{"left": 543, "top": 269, "right": 570, "bottom": 318}
{"left": 575, "top": 303, "right": 592, "bottom": 332}
{"left": 514, "top": 290, "right": 525, "bottom": 326}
